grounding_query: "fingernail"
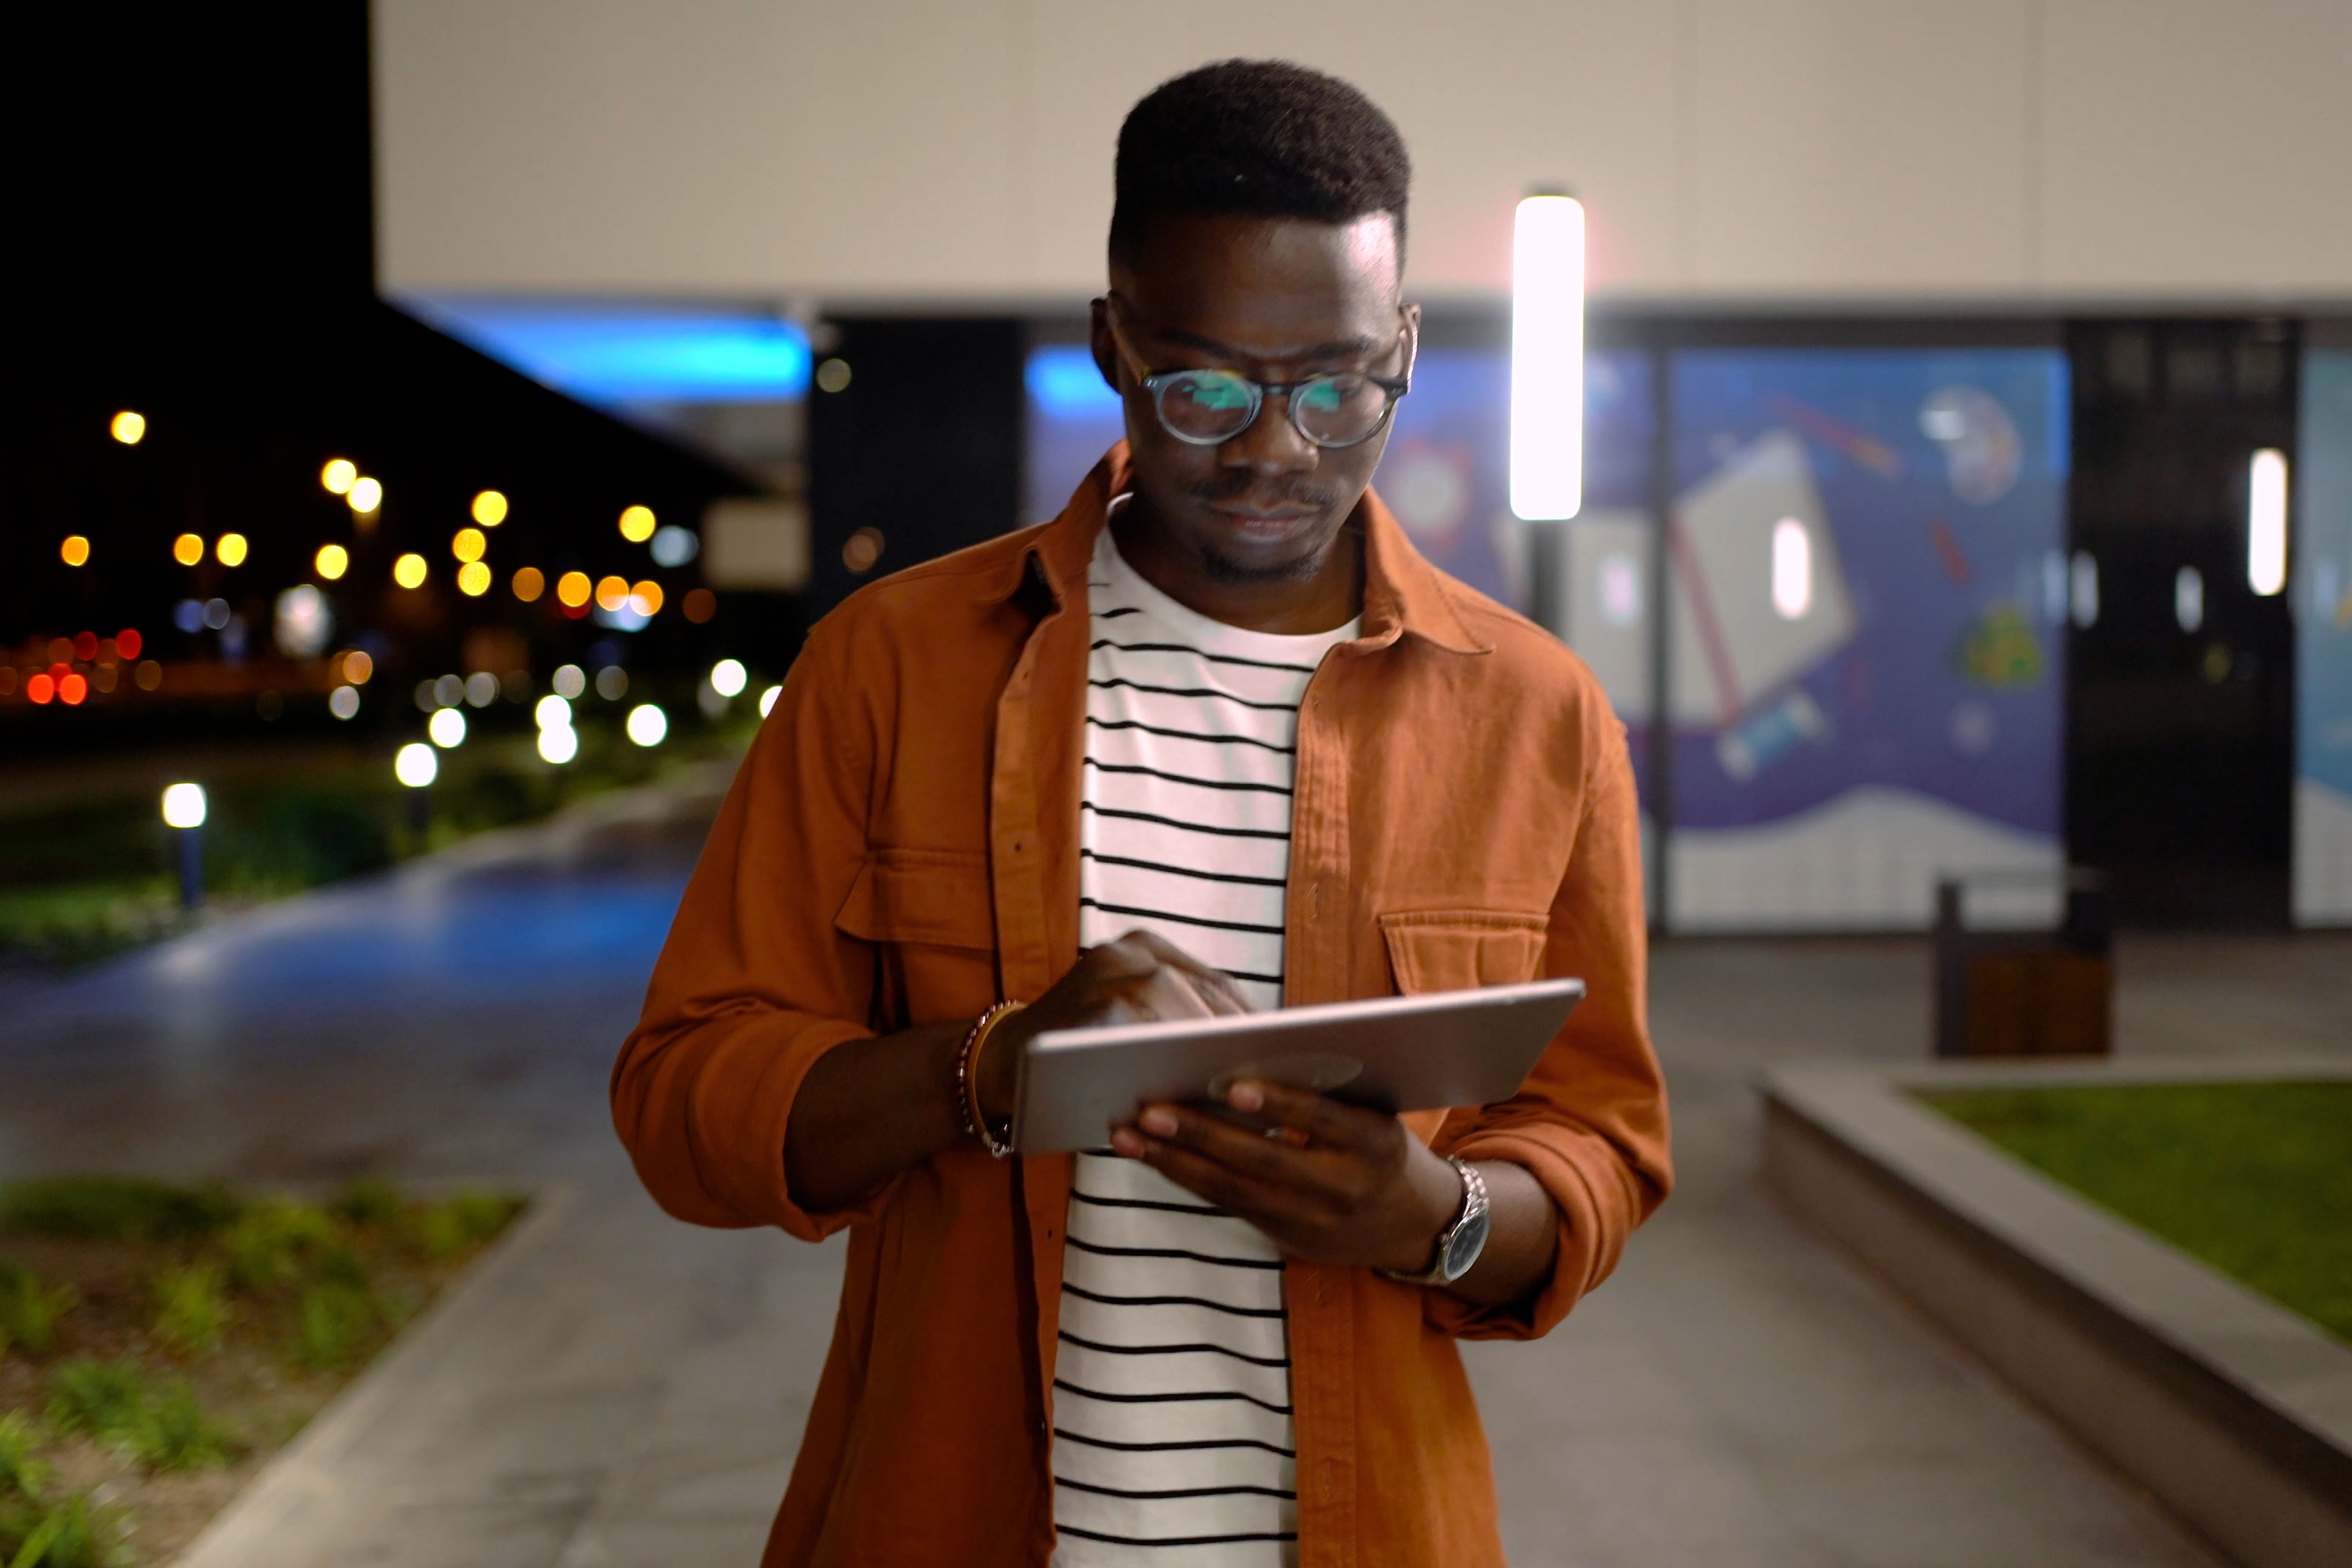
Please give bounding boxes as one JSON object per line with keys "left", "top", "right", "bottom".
{"left": 1110, "top": 1126, "right": 1145, "bottom": 1157}
{"left": 1227, "top": 1080, "right": 1263, "bottom": 1112}
{"left": 1139, "top": 1106, "right": 1178, "bottom": 1137}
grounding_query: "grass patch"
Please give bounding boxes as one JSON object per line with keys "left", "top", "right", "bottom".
{"left": 0, "top": 1175, "right": 524, "bottom": 1564}
{"left": 1919, "top": 1080, "right": 2352, "bottom": 1342}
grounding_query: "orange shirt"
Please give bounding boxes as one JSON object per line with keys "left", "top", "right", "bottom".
{"left": 612, "top": 446, "right": 1673, "bottom": 1567}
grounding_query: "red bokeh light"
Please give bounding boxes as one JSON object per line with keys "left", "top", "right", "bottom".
{"left": 74, "top": 631, "right": 99, "bottom": 661}
{"left": 26, "top": 673, "right": 55, "bottom": 704}
{"left": 59, "top": 672, "right": 89, "bottom": 705}
{"left": 560, "top": 598, "right": 591, "bottom": 620}
{"left": 117, "top": 628, "right": 143, "bottom": 659}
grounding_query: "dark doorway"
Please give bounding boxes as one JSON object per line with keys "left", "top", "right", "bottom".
{"left": 2065, "top": 320, "right": 2299, "bottom": 927}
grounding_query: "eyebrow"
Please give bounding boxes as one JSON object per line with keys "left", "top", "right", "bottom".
{"left": 1152, "top": 326, "right": 1385, "bottom": 363}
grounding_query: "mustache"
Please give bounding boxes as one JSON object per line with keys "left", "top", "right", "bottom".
{"left": 1184, "top": 477, "right": 1340, "bottom": 511}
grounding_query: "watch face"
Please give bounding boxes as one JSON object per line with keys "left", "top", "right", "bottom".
{"left": 1441, "top": 1205, "right": 1491, "bottom": 1283}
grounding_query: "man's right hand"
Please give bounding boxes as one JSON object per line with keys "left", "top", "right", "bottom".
{"left": 974, "top": 930, "right": 1252, "bottom": 1124}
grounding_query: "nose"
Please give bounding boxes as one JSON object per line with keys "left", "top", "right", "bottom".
{"left": 1220, "top": 389, "right": 1319, "bottom": 478}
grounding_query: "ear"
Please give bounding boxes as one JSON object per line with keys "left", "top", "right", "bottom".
{"left": 1400, "top": 301, "right": 1422, "bottom": 380}
{"left": 1089, "top": 297, "right": 1120, "bottom": 391}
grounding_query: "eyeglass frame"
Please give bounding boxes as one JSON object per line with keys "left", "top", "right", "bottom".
{"left": 1102, "top": 298, "right": 1414, "bottom": 451}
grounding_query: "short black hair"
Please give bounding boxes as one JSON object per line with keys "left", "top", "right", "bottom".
{"left": 1110, "top": 59, "right": 1411, "bottom": 271}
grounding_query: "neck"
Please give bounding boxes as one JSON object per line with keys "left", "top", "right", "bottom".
{"left": 1109, "top": 497, "right": 1364, "bottom": 635}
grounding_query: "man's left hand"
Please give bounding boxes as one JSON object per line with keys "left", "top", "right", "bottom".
{"left": 1110, "top": 1080, "right": 1464, "bottom": 1275}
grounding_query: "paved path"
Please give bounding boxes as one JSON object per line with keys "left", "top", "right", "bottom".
{"left": 7, "top": 783, "right": 2343, "bottom": 1565}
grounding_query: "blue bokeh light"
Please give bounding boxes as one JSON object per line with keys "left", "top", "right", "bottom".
{"left": 399, "top": 295, "right": 811, "bottom": 404}
{"left": 1026, "top": 345, "right": 1121, "bottom": 418}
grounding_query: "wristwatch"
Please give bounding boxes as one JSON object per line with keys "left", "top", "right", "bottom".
{"left": 1379, "top": 1158, "right": 1490, "bottom": 1287}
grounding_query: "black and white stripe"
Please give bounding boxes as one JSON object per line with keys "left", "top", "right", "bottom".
{"left": 1052, "top": 517, "right": 1356, "bottom": 1567}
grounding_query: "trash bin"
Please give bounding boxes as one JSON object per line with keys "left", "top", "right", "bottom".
{"left": 1932, "top": 870, "right": 2113, "bottom": 1058}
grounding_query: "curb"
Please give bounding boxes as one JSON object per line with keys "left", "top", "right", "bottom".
{"left": 1760, "top": 1057, "right": 2352, "bottom": 1568}
{"left": 166, "top": 1183, "right": 580, "bottom": 1568}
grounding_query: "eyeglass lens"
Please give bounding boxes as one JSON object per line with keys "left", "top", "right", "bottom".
{"left": 1155, "top": 371, "right": 1393, "bottom": 447}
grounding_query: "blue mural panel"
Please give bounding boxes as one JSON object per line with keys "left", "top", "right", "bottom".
{"left": 2294, "top": 348, "right": 2352, "bottom": 923}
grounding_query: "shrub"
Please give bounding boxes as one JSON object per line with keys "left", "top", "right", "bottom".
{"left": 46, "top": 1362, "right": 147, "bottom": 1448}
{"left": 0, "top": 1492, "right": 108, "bottom": 1568}
{"left": 127, "top": 1381, "right": 237, "bottom": 1474}
{"left": 0, "top": 1412, "right": 45, "bottom": 1502}
{"left": 407, "top": 1194, "right": 524, "bottom": 1261}
{"left": 0, "top": 1263, "right": 77, "bottom": 1359}
{"left": 221, "top": 1199, "right": 340, "bottom": 1292}
{"left": 293, "top": 1282, "right": 379, "bottom": 1371}
{"left": 149, "top": 1265, "right": 230, "bottom": 1357}
{"left": 0, "top": 1178, "right": 240, "bottom": 1246}
{"left": 331, "top": 1177, "right": 404, "bottom": 1231}
{"left": 45, "top": 1360, "right": 236, "bottom": 1476}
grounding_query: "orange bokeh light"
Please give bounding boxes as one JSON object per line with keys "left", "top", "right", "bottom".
{"left": 556, "top": 570, "right": 592, "bottom": 608}
{"left": 512, "top": 566, "right": 545, "bottom": 603}
{"left": 594, "top": 575, "right": 630, "bottom": 612}
{"left": 26, "top": 673, "right": 55, "bottom": 704}
{"left": 682, "top": 588, "right": 717, "bottom": 624}
{"left": 59, "top": 672, "right": 89, "bottom": 705}
{"left": 630, "top": 580, "right": 663, "bottom": 616}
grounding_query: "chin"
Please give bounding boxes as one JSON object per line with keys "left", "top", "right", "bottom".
{"left": 1194, "top": 521, "right": 1334, "bottom": 586}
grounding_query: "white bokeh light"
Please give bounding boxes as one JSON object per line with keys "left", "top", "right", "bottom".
{"left": 394, "top": 743, "right": 439, "bottom": 788}
{"left": 161, "top": 782, "right": 208, "bottom": 829}
{"left": 428, "top": 707, "right": 467, "bottom": 748}
{"left": 626, "top": 704, "right": 668, "bottom": 747}
{"left": 709, "top": 658, "right": 747, "bottom": 698}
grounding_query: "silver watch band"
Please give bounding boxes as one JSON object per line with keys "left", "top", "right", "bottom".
{"left": 1379, "top": 1158, "right": 1490, "bottom": 1287}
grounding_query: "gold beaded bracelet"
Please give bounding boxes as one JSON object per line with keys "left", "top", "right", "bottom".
{"left": 955, "top": 1000, "right": 1025, "bottom": 1158}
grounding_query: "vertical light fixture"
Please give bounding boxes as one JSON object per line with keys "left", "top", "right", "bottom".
{"left": 1510, "top": 189, "right": 1586, "bottom": 521}
{"left": 2248, "top": 448, "right": 2288, "bottom": 596}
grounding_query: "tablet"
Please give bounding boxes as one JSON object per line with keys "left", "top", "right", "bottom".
{"left": 1009, "top": 978, "right": 1583, "bottom": 1154}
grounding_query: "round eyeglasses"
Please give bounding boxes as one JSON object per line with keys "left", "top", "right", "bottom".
{"left": 1109, "top": 315, "right": 1411, "bottom": 450}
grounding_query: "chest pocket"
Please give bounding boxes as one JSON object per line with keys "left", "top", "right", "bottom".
{"left": 1378, "top": 910, "right": 1549, "bottom": 995}
{"left": 834, "top": 848, "right": 998, "bottom": 1031}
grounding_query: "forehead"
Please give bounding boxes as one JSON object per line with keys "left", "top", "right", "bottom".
{"left": 1115, "top": 213, "right": 1401, "bottom": 355}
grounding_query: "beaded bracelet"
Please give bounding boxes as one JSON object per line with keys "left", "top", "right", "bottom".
{"left": 955, "top": 1000, "right": 1026, "bottom": 1158}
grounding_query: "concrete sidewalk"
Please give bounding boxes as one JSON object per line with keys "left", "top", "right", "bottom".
{"left": 7, "top": 785, "right": 2343, "bottom": 1564}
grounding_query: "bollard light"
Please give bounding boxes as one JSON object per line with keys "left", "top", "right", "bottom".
{"left": 626, "top": 704, "right": 668, "bottom": 747}
{"left": 1509, "top": 190, "right": 1586, "bottom": 522}
{"left": 162, "top": 783, "right": 207, "bottom": 910}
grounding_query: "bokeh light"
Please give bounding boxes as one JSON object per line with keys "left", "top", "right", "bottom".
{"left": 215, "top": 533, "right": 248, "bottom": 567}
{"left": 161, "top": 783, "right": 207, "bottom": 829}
{"left": 118, "top": 628, "right": 143, "bottom": 659}
{"left": 630, "top": 580, "right": 663, "bottom": 616}
{"left": 512, "top": 565, "right": 545, "bottom": 602}
{"left": 649, "top": 526, "right": 699, "bottom": 568}
{"left": 464, "top": 673, "right": 499, "bottom": 707}
{"left": 709, "top": 658, "right": 747, "bottom": 697}
{"left": 595, "top": 665, "right": 629, "bottom": 701}
{"left": 26, "top": 673, "right": 55, "bottom": 704}
{"left": 472, "top": 489, "right": 508, "bottom": 526}
{"left": 330, "top": 685, "right": 361, "bottom": 720}
{"left": 58, "top": 673, "right": 89, "bottom": 705}
{"left": 203, "top": 598, "right": 231, "bottom": 630}
{"left": 60, "top": 535, "right": 91, "bottom": 567}
{"left": 552, "top": 664, "right": 586, "bottom": 699}
{"left": 74, "top": 632, "right": 99, "bottom": 661}
{"left": 456, "top": 560, "right": 492, "bottom": 597}
{"left": 172, "top": 533, "right": 204, "bottom": 566}
{"left": 594, "top": 575, "right": 630, "bottom": 612}
{"left": 759, "top": 684, "right": 782, "bottom": 718}
{"left": 535, "top": 695, "right": 573, "bottom": 729}
{"left": 619, "top": 505, "right": 657, "bottom": 543}
{"left": 428, "top": 707, "right": 467, "bottom": 748}
{"left": 135, "top": 660, "right": 162, "bottom": 690}
{"left": 452, "top": 527, "right": 486, "bottom": 562}
{"left": 538, "top": 723, "right": 579, "bottom": 764}
{"left": 321, "top": 458, "right": 357, "bottom": 494}
{"left": 683, "top": 587, "right": 717, "bottom": 624}
{"left": 556, "top": 571, "right": 592, "bottom": 609}
{"left": 349, "top": 476, "right": 383, "bottom": 514}
{"left": 394, "top": 742, "right": 438, "bottom": 787}
{"left": 315, "top": 543, "right": 349, "bottom": 579}
{"left": 393, "top": 553, "right": 428, "bottom": 589}
{"left": 626, "top": 704, "right": 668, "bottom": 747}
{"left": 341, "top": 649, "right": 373, "bottom": 685}
{"left": 111, "top": 410, "right": 146, "bottom": 445}
{"left": 434, "top": 674, "right": 465, "bottom": 707}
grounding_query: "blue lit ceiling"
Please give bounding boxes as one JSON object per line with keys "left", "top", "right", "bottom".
{"left": 398, "top": 294, "right": 810, "bottom": 405}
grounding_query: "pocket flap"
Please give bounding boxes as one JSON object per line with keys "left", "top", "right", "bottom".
{"left": 1378, "top": 910, "right": 1548, "bottom": 995}
{"left": 834, "top": 848, "right": 996, "bottom": 950}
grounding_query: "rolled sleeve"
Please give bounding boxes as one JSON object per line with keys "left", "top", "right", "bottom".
{"left": 611, "top": 619, "right": 895, "bottom": 1242}
{"left": 1426, "top": 716, "right": 1673, "bottom": 1340}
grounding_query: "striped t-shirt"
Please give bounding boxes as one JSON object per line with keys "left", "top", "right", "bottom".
{"left": 1052, "top": 516, "right": 1358, "bottom": 1567}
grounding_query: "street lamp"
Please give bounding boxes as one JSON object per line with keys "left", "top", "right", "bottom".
{"left": 160, "top": 782, "right": 206, "bottom": 910}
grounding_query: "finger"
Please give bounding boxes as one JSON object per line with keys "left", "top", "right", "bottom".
{"left": 1139, "top": 1102, "right": 1342, "bottom": 1194}
{"left": 1121, "top": 930, "right": 1255, "bottom": 1014}
{"left": 1224, "top": 1080, "right": 1387, "bottom": 1152}
{"left": 1132, "top": 1136, "right": 1289, "bottom": 1221}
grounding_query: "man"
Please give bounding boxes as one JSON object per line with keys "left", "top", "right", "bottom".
{"left": 614, "top": 59, "right": 1671, "bottom": 1568}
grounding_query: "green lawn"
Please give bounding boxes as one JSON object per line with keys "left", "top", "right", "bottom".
{"left": 1918, "top": 1080, "right": 2352, "bottom": 1343}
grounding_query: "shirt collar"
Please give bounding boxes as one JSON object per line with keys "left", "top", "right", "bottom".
{"left": 989, "top": 442, "right": 1491, "bottom": 657}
